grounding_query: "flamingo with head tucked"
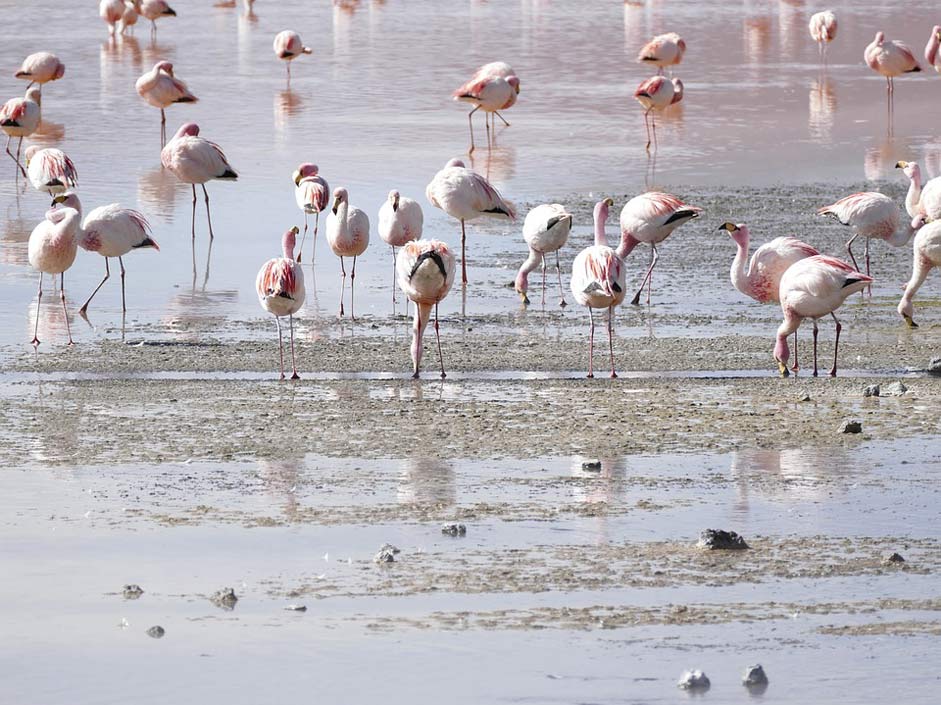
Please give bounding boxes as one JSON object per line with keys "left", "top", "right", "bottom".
{"left": 0, "top": 86, "right": 41, "bottom": 178}
{"left": 273, "top": 31, "right": 312, "bottom": 80}
{"left": 292, "top": 163, "right": 329, "bottom": 263}
{"left": 896, "top": 160, "right": 941, "bottom": 226}
{"left": 25, "top": 146, "right": 77, "bottom": 195}
{"left": 926, "top": 25, "right": 941, "bottom": 72}
{"left": 864, "top": 32, "right": 921, "bottom": 107}
{"left": 14, "top": 53, "right": 65, "bottom": 93}
{"left": 808, "top": 11, "right": 837, "bottom": 60}
{"left": 28, "top": 206, "right": 81, "bottom": 346}
{"left": 140, "top": 0, "right": 176, "bottom": 38}
{"left": 634, "top": 75, "right": 683, "bottom": 152}
{"left": 453, "top": 63, "right": 520, "bottom": 153}
{"left": 516, "top": 203, "right": 573, "bottom": 307}
{"left": 136, "top": 61, "right": 197, "bottom": 145}
{"left": 897, "top": 217, "right": 939, "bottom": 328}
{"left": 257, "top": 227, "right": 305, "bottom": 379}
{"left": 378, "top": 190, "right": 423, "bottom": 305}
{"left": 636, "top": 32, "right": 686, "bottom": 75}
{"left": 326, "top": 187, "right": 370, "bottom": 319}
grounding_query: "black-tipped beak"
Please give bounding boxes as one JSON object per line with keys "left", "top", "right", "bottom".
{"left": 290, "top": 226, "right": 299, "bottom": 234}
{"left": 718, "top": 222, "right": 739, "bottom": 233}
{"left": 603, "top": 197, "right": 614, "bottom": 207}
{"left": 895, "top": 161, "right": 907, "bottom": 169}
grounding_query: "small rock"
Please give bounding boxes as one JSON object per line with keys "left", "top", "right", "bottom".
{"left": 743, "top": 664, "right": 769, "bottom": 688}
{"left": 839, "top": 420, "right": 862, "bottom": 434}
{"left": 441, "top": 523, "right": 467, "bottom": 537}
{"left": 122, "top": 584, "right": 144, "bottom": 599}
{"left": 863, "top": 384, "right": 880, "bottom": 397}
{"left": 881, "top": 381, "right": 908, "bottom": 397}
{"left": 928, "top": 357, "right": 941, "bottom": 375}
{"left": 285, "top": 604, "right": 307, "bottom": 612}
{"left": 581, "top": 460, "right": 603, "bottom": 471}
{"left": 374, "top": 543, "right": 400, "bottom": 563}
{"left": 677, "top": 670, "right": 710, "bottom": 691}
{"left": 798, "top": 393, "right": 811, "bottom": 402}
{"left": 697, "top": 529, "right": 749, "bottom": 550}
{"left": 210, "top": 587, "right": 238, "bottom": 610}
{"left": 884, "top": 552, "right": 906, "bottom": 564}
{"left": 146, "top": 625, "right": 165, "bottom": 639}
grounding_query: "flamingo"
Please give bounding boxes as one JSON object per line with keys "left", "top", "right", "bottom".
{"left": 161, "top": 122, "right": 237, "bottom": 244}
{"left": 570, "top": 198, "right": 626, "bottom": 378}
{"left": 256, "top": 227, "right": 305, "bottom": 379}
{"left": 100, "top": 0, "right": 125, "bottom": 35}
{"left": 926, "top": 25, "right": 941, "bottom": 73}
{"left": 774, "top": 255, "right": 872, "bottom": 377}
{"left": 897, "top": 217, "right": 940, "bottom": 328}
{"left": 293, "top": 163, "right": 330, "bottom": 263}
{"left": 515, "top": 203, "right": 573, "bottom": 307}
{"left": 896, "top": 160, "right": 941, "bottom": 226}
{"left": 325, "top": 187, "right": 369, "bottom": 319}
{"left": 136, "top": 62, "right": 197, "bottom": 146}
{"left": 469, "top": 62, "right": 519, "bottom": 124}
{"left": 140, "top": 0, "right": 176, "bottom": 38}
{"left": 452, "top": 64, "right": 520, "bottom": 153}
{"left": 634, "top": 76, "right": 683, "bottom": 152}
{"left": 425, "top": 158, "right": 515, "bottom": 285}
{"left": 817, "top": 191, "right": 916, "bottom": 282}
{"left": 14, "top": 53, "right": 65, "bottom": 93}
{"left": 121, "top": 0, "right": 141, "bottom": 35}
{"left": 0, "top": 86, "right": 41, "bottom": 178}
{"left": 618, "top": 191, "right": 703, "bottom": 305}
{"left": 808, "top": 11, "right": 837, "bottom": 60}
{"left": 378, "top": 190, "right": 423, "bottom": 305}
{"left": 24, "top": 146, "right": 78, "bottom": 196}
{"left": 273, "top": 31, "right": 312, "bottom": 80}
{"left": 52, "top": 192, "right": 159, "bottom": 317}
{"left": 28, "top": 206, "right": 81, "bottom": 346}
{"left": 864, "top": 32, "right": 921, "bottom": 107}
{"left": 396, "top": 239, "right": 456, "bottom": 378}
{"left": 636, "top": 32, "right": 686, "bottom": 75}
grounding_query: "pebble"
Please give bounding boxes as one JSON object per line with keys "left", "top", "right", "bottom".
{"left": 581, "top": 460, "right": 602, "bottom": 471}
{"left": 863, "top": 384, "right": 880, "bottom": 397}
{"left": 881, "top": 381, "right": 908, "bottom": 397}
{"left": 375, "top": 543, "right": 401, "bottom": 563}
{"left": 210, "top": 587, "right": 239, "bottom": 610}
{"left": 928, "top": 357, "right": 941, "bottom": 375}
{"left": 798, "top": 393, "right": 811, "bottom": 402}
{"left": 883, "top": 552, "right": 906, "bottom": 564}
{"left": 122, "top": 584, "right": 144, "bottom": 599}
{"left": 677, "top": 670, "right": 711, "bottom": 690}
{"left": 146, "top": 625, "right": 165, "bottom": 639}
{"left": 285, "top": 604, "right": 308, "bottom": 612}
{"left": 697, "top": 529, "right": 749, "bottom": 550}
{"left": 441, "top": 523, "right": 467, "bottom": 537}
{"left": 742, "top": 664, "right": 769, "bottom": 688}
{"left": 839, "top": 420, "right": 862, "bottom": 434}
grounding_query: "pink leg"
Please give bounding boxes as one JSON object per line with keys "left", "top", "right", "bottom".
{"left": 586, "top": 307, "right": 595, "bottom": 378}
{"left": 460, "top": 219, "right": 468, "bottom": 286}
{"left": 434, "top": 302, "right": 445, "bottom": 379}
{"left": 844, "top": 233, "right": 860, "bottom": 275}
{"left": 80, "top": 258, "right": 111, "bottom": 316}
{"left": 190, "top": 185, "right": 197, "bottom": 280}
{"left": 61, "top": 273, "right": 73, "bottom": 346}
{"left": 644, "top": 109, "right": 652, "bottom": 152}
{"left": 541, "top": 257, "right": 547, "bottom": 307}
{"left": 350, "top": 255, "right": 357, "bottom": 321}
{"left": 289, "top": 314, "right": 299, "bottom": 379}
{"left": 829, "top": 312, "right": 842, "bottom": 377}
{"left": 14, "top": 137, "right": 26, "bottom": 178}
{"left": 31, "top": 273, "right": 42, "bottom": 346}
{"left": 467, "top": 106, "right": 479, "bottom": 154}
{"left": 494, "top": 110, "right": 510, "bottom": 127}
{"left": 631, "top": 245, "right": 659, "bottom": 306}
{"left": 297, "top": 212, "right": 307, "bottom": 263}
{"left": 201, "top": 184, "right": 215, "bottom": 240}
{"left": 338, "top": 256, "right": 346, "bottom": 318}
{"left": 411, "top": 304, "right": 425, "bottom": 378}
{"left": 391, "top": 246, "right": 397, "bottom": 306}
{"left": 607, "top": 305, "right": 617, "bottom": 378}
{"left": 275, "top": 315, "right": 285, "bottom": 380}
{"left": 556, "top": 251, "right": 566, "bottom": 307}
{"left": 790, "top": 329, "right": 799, "bottom": 373}
{"left": 651, "top": 112, "right": 658, "bottom": 152}
{"left": 812, "top": 318, "right": 819, "bottom": 377}
{"left": 118, "top": 256, "right": 127, "bottom": 313}
{"left": 160, "top": 108, "right": 166, "bottom": 146}
{"left": 312, "top": 210, "right": 320, "bottom": 263}
{"left": 864, "top": 239, "right": 872, "bottom": 294}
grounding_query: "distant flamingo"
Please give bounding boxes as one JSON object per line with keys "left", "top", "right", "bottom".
{"left": 28, "top": 206, "right": 81, "bottom": 346}
{"left": 256, "top": 227, "right": 305, "bottom": 379}
{"left": 864, "top": 32, "right": 921, "bottom": 107}
{"left": 100, "top": 0, "right": 125, "bottom": 35}
{"left": 926, "top": 25, "right": 941, "bottom": 73}
{"left": 470, "top": 62, "right": 519, "bottom": 124}
{"left": 452, "top": 64, "right": 520, "bottom": 153}
{"left": 140, "top": 0, "right": 176, "bottom": 38}
{"left": 808, "top": 11, "right": 837, "bottom": 60}
{"left": 774, "top": 255, "right": 872, "bottom": 377}
{"left": 136, "top": 61, "right": 197, "bottom": 145}
{"left": 634, "top": 76, "right": 683, "bottom": 152}
{"left": 293, "top": 163, "right": 330, "bottom": 263}
{"left": 896, "top": 160, "right": 941, "bottom": 226}
{"left": 636, "top": 32, "right": 686, "bottom": 75}
{"left": 0, "top": 86, "right": 41, "bottom": 178}
{"left": 516, "top": 203, "right": 573, "bottom": 307}
{"left": 618, "top": 191, "right": 702, "bottom": 305}
{"left": 426, "top": 158, "right": 515, "bottom": 285}
{"left": 325, "top": 187, "right": 370, "bottom": 319}
{"left": 570, "top": 198, "right": 626, "bottom": 378}
{"left": 897, "top": 217, "right": 939, "bottom": 328}
{"left": 121, "top": 1, "right": 141, "bottom": 34}
{"left": 378, "top": 190, "right": 423, "bottom": 305}
{"left": 396, "top": 239, "right": 456, "bottom": 378}
{"left": 25, "top": 146, "right": 78, "bottom": 195}
{"left": 14, "top": 53, "right": 65, "bottom": 93}
{"left": 273, "top": 31, "right": 312, "bottom": 80}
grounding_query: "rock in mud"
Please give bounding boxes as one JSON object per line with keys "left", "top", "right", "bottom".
{"left": 122, "top": 584, "right": 144, "bottom": 599}
{"left": 375, "top": 544, "right": 400, "bottom": 563}
{"left": 798, "top": 393, "right": 811, "bottom": 402}
{"left": 581, "top": 460, "right": 602, "bottom": 471}
{"left": 285, "top": 604, "right": 307, "bottom": 612}
{"left": 441, "top": 523, "right": 467, "bottom": 537}
{"left": 677, "top": 670, "right": 711, "bottom": 691}
{"left": 146, "top": 625, "right": 165, "bottom": 639}
{"left": 697, "top": 529, "right": 749, "bottom": 550}
{"left": 928, "top": 357, "right": 941, "bottom": 375}
{"left": 742, "top": 664, "right": 768, "bottom": 688}
{"left": 883, "top": 552, "right": 906, "bottom": 565}
{"left": 881, "top": 381, "right": 908, "bottom": 397}
{"left": 863, "top": 384, "right": 880, "bottom": 398}
{"left": 210, "top": 587, "right": 239, "bottom": 610}
{"left": 839, "top": 420, "right": 862, "bottom": 434}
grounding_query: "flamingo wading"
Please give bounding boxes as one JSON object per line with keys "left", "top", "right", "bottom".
{"left": 293, "top": 163, "right": 330, "bottom": 263}
{"left": 515, "top": 203, "right": 573, "bottom": 307}
{"left": 325, "top": 187, "right": 370, "bottom": 319}
{"left": 378, "top": 190, "right": 423, "bottom": 305}
{"left": 257, "top": 227, "right": 305, "bottom": 379}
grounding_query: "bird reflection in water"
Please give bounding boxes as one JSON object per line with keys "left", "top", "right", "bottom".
{"left": 257, "top": 455, "right": 304, "bottom": 521}
{"left": 743, "top": 16, "right": 772, "bottom": 67}
{"left": 397, "top": 457, "right": 455, "bottom": 506}
{"left": 468, "top": 143, "right": 515, "bottom": 184}
{"left": 863, "top": 137, "right": 902, "bottom": 182}
{"left": 808, "top": 75, "right": 836, "bottom": 142}
{"left": 570, "top": 456, "right": 627, "bottom": 544}
{"left": 274, "top": 89, "right": 304, "bottom": 135}
{"left": 1, "top": 211, "right": 33, "bottom": 267}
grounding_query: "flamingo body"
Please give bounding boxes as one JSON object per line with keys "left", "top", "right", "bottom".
{"left": 326, "top": 187, "right": 370, "bottom": 318}
{"left": 0, "top": 87, "right": 41, "bottom": 138}
{"left": 865, "top": 32, "right": 921, "bottom": 78}
{"left": 293, "top": 163, "right": 329, "bottom": 262}
{"left": 636, "top": 32, "right": 686, "bottom": 72}
{"left": 926, "top": 26, "right": 941, "bottom": 73}
{"left": 453, "top": 61, "right": 520, "bottom": 152}
{"left": 898, "top": 220, "right": 941, "bottom": 327}
{"left": 378, "top": 190, "right": 423, "bottom": 248}
{"left": 100, "top": 0, "right": 125, "bottom": 33}
{"left": 897, "top": 161, "right": 941, "bottom": 224}
{"left": 808, "top": 11, "right": 837, "bottom": 46}
{"left": 14, "top": 53, "right": 65, "bottom": 87}
{"left": 161, "top": 123, "right": 237, "bottom": 185}
{"left": 721, "top": 223, "right": 819, "bottom": 304}
{"left": 25, "top": 146, "right": 78, "bottom": 195}
{"left": 28, "top": 206, "right": 82, "bottom": 346}
{"left": 273, "top": 30, "right": 312, "bottom": 60}
{"left": 136, "top": 62, "right": 196, "bottom": 110}
{"left": 516, "top": 203, "right": 572, "bottom": 305}
{"left": 257, "top": 227, "right": 305, "bottom": 379}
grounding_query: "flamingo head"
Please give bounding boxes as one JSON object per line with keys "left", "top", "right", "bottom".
{"left": 670, "top": 78, "right": 684, "bottom": 105}
{"left": 718, "top": 222, "right": 749, "bottom": 247}
{"left": 293, "top": 162, "right": 318, "bottom": 185}
{"left": 51, "top": 191, "right": 82, "bottom": 213}
{"left": 53, "top": 62, "right": 65, "bottom": 80}
{"left": 898, "top": 296, "right": 917, "bottom": 328}
{"left": 174, "top": 122, "right": 200, "bottom": 139}
{"left": 874, "top": 31, "right": 885, "bottom": 45}
{"left": 388, "top": 189, "right": 401, "bottom": 212}
{"left": 24, "top": 145, "right": 40, "bottom": 166}
{"left": 283, "top": 226, "right": 299, "bottom": 259}
{"left": 895, "top": 160, "right": 920, "bottom": 181}
{"left": 45, "top": 205, "right": 80, "bottom": 227}
{"left": 155, "top": 61, "right": 174, "bottom": 76}
{"left": 773, "top": 335, "right": 791, "bottom": 377}
{"left": 507, "top": 75, "right": 521, "bottom": 94}
{"left": 331, "top": 186, "right": 349, "bottom": 214}
{"left": 445, "top": 158, "right": 465, "bottom": 169}
{"left": 593, "top": 197, "right": 614, "bottom": 225}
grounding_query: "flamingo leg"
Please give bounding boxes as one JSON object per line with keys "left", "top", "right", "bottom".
{"left": 541, "top": 256, "right": 547, "bottom": 307}
{"left": 297, "top": 212, "right": 308, "bottom": 263}
{"left": 434, "top": 302, "right": 445, "bottom": 379}
{"left": 201, "top": 184, "right": 215, "bottom": 240}
{"left": 651, "top": 112, "right": 659, "bottom": 152}
{"left": 311, "top": 209, "right": 320, "bottom": 264}
{"left": 586, "top": 307, "right": 595, "bottom": 378}
{"left": 289, "top": 314, "right": 299, "bottom": 379}
{"left": 190, "top": 184, "right": 197, "bottom": 281}
{"left": 350, "top": 255, "right": 357, "bottom": 321}
{"left": 556, "top": 251, "right": 566, "bottom": 307}
{"left": 467, "top": 105, "right": 479, "bottom": 154}
{"left": 5, "top": 136, "right": 23, "bottom": 178}
{"left": 14, "top": 137, "right": 26, "bottom": 178}
{"left": 494, "top": 110, "right": 511, "bottom": 127}
{"left": 790, "top": 329, "right": 799, "bottom": 373}
{"left": 31, "top": 273, "right": 42, "bottom": 346}
{"left": 607, "top": 305, "right": 617, "bottom": 379}
{"left": 276, "top": 315, "right": 285, "bottom": 380}
{"left": 812, "top": 318, "right": 819, "bottom": 377}
{"left": 460, "top": 218, "right": 468, "bottom": 286}
{"left": 391, "top": 246, "right": 397, "bottom": 307}
{"left": 60, "top": 273, "right": 73, "bottom": 346}
{"left": 643, "top": 109, "right": 652, "bottom": 152}
{"left": 79, "top": 257, "right": 111, "bottom": 317}
{"left": 844, "top": 233, "right": 860, "bottom": 274}
{"left": 160, "top": 107, "right": 166, "bottom": 146}
{"left": 829, "top": 312, "right": 842, "bottom": 377}
{"left": 118, "top": 256, "right": 127, "bottom": 313}
{"left": 338, "top": 256, "right": 346, "bottom": 318}
{"left": 864, "top": 238, "right": 872, "bottom": 294}
{"left": 411, "top": 302, "right": 425, "bottom": 379}
{"left": 631, "top": 245, "right": 659, "bottom": 306}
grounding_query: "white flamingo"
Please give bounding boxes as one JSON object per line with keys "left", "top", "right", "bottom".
{"left": 257, "top": 227, "right": 305, "bottom": 379}
{"left": 515, "top": 203, "right": 573, "bottom": 307}
{"left": 378, "top": 190, "right": 423, "bottom": 305}
{"left": 14, "top": 52, "right": 65, "bottom": 93}
{"left": 273, "top": 31, "right": 313, "bottom": 80}
{"left": 808, "top": 11, "right": 837, "bottom": 60}
{"left": 0, "top": 86, "right": 41, "bottom": 178}
{"left": 136, "top": 61, "right": 197, "bottom": 146}
{"left": 25, "top": 146, "right": 78, "bottom": 195}
{"left": 325, "top": 187, "right": 370, "bottom": 319}
{"left": 896, "top": 160, "right": 941, "bottom": 226}
{"left": 28, "top": 206, "right": 81, "bottom": 346}
{"left": 293, "top": 163, "right": 330, "bottom": 263}
{"left": 898, "top": 218, "right": 940, "bottom": 328}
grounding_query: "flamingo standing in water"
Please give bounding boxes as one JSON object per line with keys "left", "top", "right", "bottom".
{"left": 121, "top": 1, "right": 141, "bottom": 34}
{"left": 24, "top": 146, "right": 78, "bottom": 195}
{"left": 100, "top": 0, "right": 125, "bottom": 35}
{"left": 926, "top": 26, "right": 941, "bottom": 73}
{"left": 28, "top": 206, "right": 81, "bottom": 346}
{"left": 774, "top": 255, "right": 872, "bottom": 377}
{"left": 452, "top": 63, "right": 520, "bottom": 153}
{"left": 0, "top": 86, "right": 41, "bottom": 178}
{"left": 808, "top": 11, "right": 837, "bottom": 60}
{"left": 570, "top": 198, "right": 626, "bottom": 378}
{"left": 325, "top": 187, "right": 370, "bottom": 319}
{"left": 140, "top": 0, "right": 176, "bottom": 38}
{"left": 396, "top": 239, "right": 456, "bottom": 378}
{"left": 515, "top": 203, "right": 573, "bottom": 307}
{"left": 293, "top": 163, "right": 329, "bottom": 263}
{"left": 634, "top": 76, "right": 683, "bottom": 152}
{"left": 897, "top": 218, "right": 940, "bottom": 328}
{"left": 636, "top": 33, "right": 686, "bottom": 75}
{"left": 14, "top": 53, "right": 65, "bottom": 94}
{"left": 378, "top": 190, "right": 423, "bottom": 305}
{"left": 896, "top": 160, "right": 941, "bottom": 226}
{"left": 864, "top": 32, "right": 921, "bottom": 108}
{"left": 618, "top": 191, "right": 702, "bottom": 305}
{"left": 425, "top": 158, "right": 515, "bottom": 285}
{"left": 273, "top": 31, "right": 312, "bottom": 80}
{"left": 136, "top": 62, "right": 197, "bottom": 146}
{"left": 257, "top": 227, "right": 305, "bottom": 379}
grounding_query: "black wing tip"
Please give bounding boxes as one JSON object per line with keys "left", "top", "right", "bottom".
{"left": 220, "top": 169, "right": 238, "bottom": 180}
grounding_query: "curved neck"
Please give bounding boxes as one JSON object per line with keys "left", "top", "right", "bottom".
{"left": 616, "top": 232, "right": 640, "bottom": 260}
{"left": 730, "top": 239, "right": 751, "bottom": 296}
{"left": 905, "top": 168, "right": 923, "bottom": 218}
{"left": 593, "top": 210, "right": 608, "bottom": 247}
{"left": 515, "top": 248, "right": 543, "bottom": 293}
{"left": 888, "top": 217, "right": 916, "bottom": 247}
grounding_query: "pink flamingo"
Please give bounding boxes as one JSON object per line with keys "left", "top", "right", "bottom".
{"left": 161, "top": 122, "right": 238, "bottom": 243}
{"left": 516, "top": 203, "right": 573, "bottom": 307}
{"left": 425, "top": 158, "right": 515, "bottom": 285}
{"left": 634, "top": 76, "right": 683, "bottom": 152}
{"left": 897, "top": 217, "right": 939, "bottom": 328}
{"left": 808, "top": 11, "right": 837, "bottom": 60}
{"left": 25, "top": 146, "right": 77, "bottom": 195}
{"left": 896, "top": 160, "right": 941, "bottom": 226}
{"left": 396, "top": 239, "right": 456, "bottom": 378}
{"left": 570, "top": 198, "right": 626, "bottom": 378}
{"left": 774, "top": 255, "right": 872, "bottom": 377}
{"left": 636, "top": 32, "right": 686, "bottom": 75}
{"left": 378, "top": 190, "right": 423, "bottom": 305}
{"left": 257, "top": 227, "right": 305, "bottom": 379}
{"left": 100, "top": 0, "right": 125, "bottom": 35}
{"left": 325, "top": 187, "right": 370, "bottom": 319}
{"left": 136, "top": 62, "right": 197, "bottom": 146}
{"left": 273, "top": 31, "right": 312, "bottom": 80}
{"left": 452, "top": 64, "right": 520, "bottom": 153}
{"left": 14, "top": 53, "right": 65, "bottom": 94}
{"left": 28, "top": 206, "right": 81, "bottom": 346}
{"left": 140, "top": 0, "right": 176, "bottom": 38}
{"left": 926, "top": 25, "right": 941, "bottom": 73}
{"left": 618, "top": 191, "right": 702, "bottom": 305}
{"left": 864, "top": 32, "right": 921, "bottom": 107}
{"left": 293, "top": 163, "right": 330, "bottom": 263}
{"left": 0, "top": 86, "right": 41, "bottom": 178}
{"left": 471, "top": 62, "right": 519, "bottom": 122}
{"left": 121, "top": 1, "right": 141, "bottom": 35}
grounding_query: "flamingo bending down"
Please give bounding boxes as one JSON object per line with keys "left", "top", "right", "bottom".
{"left": 257, "top": 227, "right": 305, "bottom": 379}
{"left": 516, "top": 203, "right": 573, "bottom": 307}
{"left": 898, "top": 218, "right": 940, "bottom": 327}
{"left": 140, "top": 0, "right": 176, "bottom": 37}
{"left": 293, "top": 163, "right": 330, "bottom": 263}
{"left": 25, "top": 146, "right": 78, "bottom": 195}
{"left": 452, "top": 68, "right": 520, "bottom": 153}
{"left": 100, "top": 0, "right": 125, "bottom": 35}
{"left": 864, "top": 32, "right": 921, "bottom": 106}
{"left": 28, "top": 206, "right": 81, "bottom": 346}
{"left": 634, "top": 76, "right": 683, "bottom": 152}
{"left": 570, "top": 198, "right": 626, "bottom": 378}
{"left": 896, "top": 160, "right": 941, "bottom": 226}
{"left": 14, "top": 53, "right": 65, "bottom": 93}
{"left": 774, "top": 255, "right": 872, "bottom": 377}
{"left": 396, "top": 239, "right": 456, "bottom": 378}
{"left": 808, "top": 11, "right": 837, "bottom": 59}
{"left": 378, "top": 190, "right": 423, "bottom": 305}
{"left": 273, "top": 31, "right": 312, "bottom": 80}
{"left": 121, "top": 1, "right": 140, "bottom": 34}
{"left": 469, "top": 62, "right": 519, "bottom": 125}
{"left": 618, "top": 191, "right": 702, "bottom": 305}
{"left": 425, "top": 158, "right": 515, "bottom": 285}
{"left": 0, "top": 86, "right": 41, "bottom": 178}
{"left": 817, "top": 191, "right": 915, "bottom": 281}
{"left": 325, "top": 187, "right": 370, "bottom": 319}
{"left": 636, "top": 33, "right": 686, "bottom": 75}
{"left": 161, "top": 122, "right": 237, "bottom": 244}
{"left": 136, "top": 62, "right": 197, "bottom": 146}
{"left": 926, "top": 26, "right": 941, "bottom": 73}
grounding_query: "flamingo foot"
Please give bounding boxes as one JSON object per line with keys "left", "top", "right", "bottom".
{"left": 440, "top": 371, "right": 446, "bottom": 379}
{"left": 30, "top": 337, "right": 40, "bottom": 347}
{"left": 610, "top": 371, "right": 618, "bottom": 379}
{"left": 291, "top": 372, "right": 300, "bottom": 380}
{"left": 587, "top": 372, "right": 594, "bottom": 379}
{"left": 559, "top": 298, "right": 567, "bottom": 308}
{"left": 412, "top": 371, "right": 420, "bottom": 379}
{"left": 903, "top": 314, "right": 918, "bottom": 329}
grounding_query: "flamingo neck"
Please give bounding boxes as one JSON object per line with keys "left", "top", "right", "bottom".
{"left": 411, "top": 302, "right": 433, "bottom": 374}
{"left": 594, "top": 211, "right": 608, "bottom": 246}
{"left": 906, "top": 167, "right": 923, "bottom": 218}
{"left": 515, "top": 248, "right": 542, "bottom": 294}
{"left": 616, "top": 232, "right": 640, "bottom": 260}
{"left": 888, "top": 217, "right": 916, "bottom": 247}
{"left": 730, "top": 239, "right": 751, "bottom": 297}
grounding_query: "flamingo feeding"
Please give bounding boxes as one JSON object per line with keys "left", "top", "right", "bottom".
{"left": 293, "top": 163, "right": 330, "bottom": 263}
{"left": 136, "top": 62, "right": 197, "bottom": 146}
{"left": 896, "top": 160, "right": 941, "bottom": 226}
{"left": 636, "top": 33, "right": 686, "bottom": 75}
{"left": 140, "top": 0, "right": 176, "bottom": 37}
{"left": 425, "top": 158, "right": 515, "bottom": 285}
{"left": 25, "top": 146, "right": 78, "bottom": 196}
{"left": 378, "top": 190, "right": 423, "bottom": 305}
{"left": 396, "top": 239, "right": 456, "bottom": 378}
{"left": 634, "top": 76, "right": 683, "bottom": 152}
{"left": 808, "top": 11, "right": 837, "bottom": 60}
{"left": 14, "top": 53, "right": 65, "bottom": 93}
{"left": 515, "top": 203, "right": 573, "bottom": 307}
{"left": 926, "top": 25, "right": 941, "bottom": 73}
{"left": 897, "top": 218, "right": 940, "bottom": 328}
{"left": 273, "top": 31, "right": 312, "bottom": 80}
{"left": 121, "top": 0, "right": 141, "bottom": 34}
{"left": 325, "top": 187, "right": 370, "bottom": 319}
{"left": 570, "top": 198, "right": 626, "bottom": 378}
{"left": 864, "top": 32, "right": 921, "bottom": 106}
{"left": 28, "top": 206, "right": 81, "bottom": 346}
{"left": 452, "top": 62, "right": 520, "bottom": 153}
{"left": 774, "top": 255, "right": 872, "bottom": 377}
{"left": 100, "top": 0, "right": 125, "bottom": 35}
{"left": 0, "top": 86, "right": 41, "bottom": 178}
{"left": 618, "top": 191, "right": 702, "bottom": 305}
{"left": 256, "top": 227, "right": 305, "bottom": 379}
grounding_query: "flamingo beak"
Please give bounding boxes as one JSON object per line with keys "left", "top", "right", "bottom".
{"left": 903, "top": 313, "right": 919, "bottom": 328}
{"left": 895, "top": 161, "right": 908, "bottom": 169}
{"left": 332, "top": 196, "right": 341, "bottom": 214}
{"left": 718, "top": 222, "right": 739, "bottom": 233}
{"left": 290, "top": 225, "right": 299, "bottom": 235}
{"left": 293, "top": 171, "right": 301, "bottom": 186}
{"left": 51, "top": 194, "right": 66, "bottom": 206}
{"left": 603, "top": 197, "right": 614, "bottom": 207}
{"left": 776, "top": 360, "right": 790, "bottom": 377}
{"left": 518, "top": 291, "right": 530, "bottom": 305}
